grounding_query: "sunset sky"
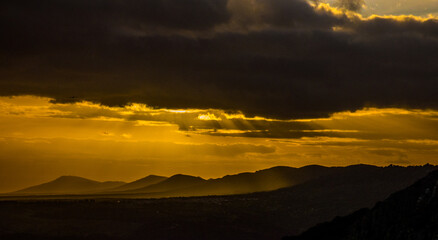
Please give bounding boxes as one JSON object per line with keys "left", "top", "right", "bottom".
{"left": 1, "top": 0, "right": 437, "bottom": 192}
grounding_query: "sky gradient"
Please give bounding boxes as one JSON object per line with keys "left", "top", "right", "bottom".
{"left": 0, "top": 0, "right": 437, "bottom": 192}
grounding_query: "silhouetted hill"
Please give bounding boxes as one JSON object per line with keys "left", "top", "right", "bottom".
{"left": 109, "top": 175, "right": 167, "bottom": 192}
{"left": 283, "top": 168, "right": 438, "bottom": 240}
{"left": 15, "top": 176, "right": 125, "bottom": 194}
{"left": 153, "top": 165, "right": 341, "bottom": 197}
{"left": 10, "top": 165, "right": 356, "bottom": 198}
{"left": 128, "top": 174, "right": 206, "bottom": 193}
{"left": 8, "top": 164, "right": 437, "bottom": 200}
{"left": 127, "top": 164, "right": 432, "bottom": 199}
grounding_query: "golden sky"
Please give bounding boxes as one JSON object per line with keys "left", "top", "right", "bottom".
{"left": 1, "top": 0, "right": 438, "bottom": 192}
{"left": 0, "top": 96, "right": 437, "bottom": 192}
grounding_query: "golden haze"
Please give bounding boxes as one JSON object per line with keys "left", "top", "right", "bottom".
{"left": 0, "top": 96, "right": 437, "bottom": 192}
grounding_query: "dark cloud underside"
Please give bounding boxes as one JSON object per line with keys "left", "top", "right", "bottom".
{"left": 1, "top": 0, "right": 438, "bottom": 119}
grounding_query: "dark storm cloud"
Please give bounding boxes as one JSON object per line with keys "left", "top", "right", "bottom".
{"left": 335, "top": 0, "right": 364, "bottom": 12}
{"left": 1, "top": 0, "right": 438, "bottom": 119}
{"left": 226, "top": 0, "right": 347, "bottom": 29}
{"left": 1, "top": 0, "right": 230, "bottom": 32}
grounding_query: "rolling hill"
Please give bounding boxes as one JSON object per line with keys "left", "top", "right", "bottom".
{"left": 109, "top": 175, "right": 167, "bottom": 192}
{"left": 128, "top": 174, "right": 206, "bottom": 193}
{"left": 11, "top": 165, "right": 339, "bottom": 197}
{"left": 15, "top": 176, "right": 125, "bottom": 195}
{"left": 9, "top": 164, "right": 438, "bottom": 199}
{"left": 122, "top": 164, "right": 437, "bottom": 199}
{"left": 128, "top": 165, "right": 341, "bottom": 197}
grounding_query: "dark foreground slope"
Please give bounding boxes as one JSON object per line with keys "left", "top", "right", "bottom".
{"left": 283, "top": 169, "right": 438, "bottom": 240}
{"left": 0, "top": 165, "right": 436, "bottom": 240}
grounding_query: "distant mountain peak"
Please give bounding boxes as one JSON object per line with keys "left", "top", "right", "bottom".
{"left": 146, "top": 174, "right": 164, "bottom": 178}
{"left": 134, "top": 175, "right": 168, "bottom": 182}
{"left": 54, "top": 175, "right": 95, "bottom": 182}
{"left": 168, "top": 174, "right": 204, "bottom": 180}
{"left": 108, "top": 175, "right": 167, "bottom": 192}
{"left": 125, "top": 174, "right": 206, "bottom": 194}
{"left": 14, "top": 175, "right": 124, "bottom": 194}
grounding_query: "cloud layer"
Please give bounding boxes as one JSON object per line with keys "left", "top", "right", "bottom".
{"left": 1, "top": 0, "right": 438, "bottom": 119}
{"left": 1, "top": 96, "right": 438, "bottom": 192}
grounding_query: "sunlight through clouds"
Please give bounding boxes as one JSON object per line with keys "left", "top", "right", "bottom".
{"left": 0, "top": 95, "right": 437, "bottom": 188}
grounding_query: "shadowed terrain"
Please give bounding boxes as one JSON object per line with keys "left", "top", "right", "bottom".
{"left": 283, "top": 168, "right": 438, "bottom": 240}
{"left": 0, "top": 164, "right": 437, "bottom": 240}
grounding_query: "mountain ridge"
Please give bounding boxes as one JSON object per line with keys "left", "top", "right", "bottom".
{"left": 127, "top": 174, "right": 206, "bottom": 193}
{"left": 8, "top": 164, "right": 438, "bottom": 198}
